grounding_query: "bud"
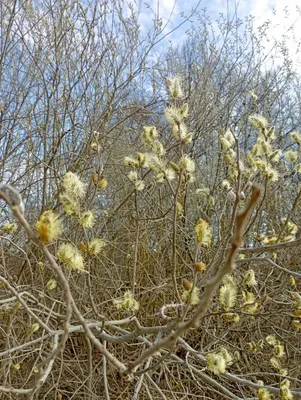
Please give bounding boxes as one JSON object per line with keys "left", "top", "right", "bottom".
{"left": 29, "top": 323, "right": 40, "bottom": 335}
{"left": 290, "top": 276, "right": 296, "bottom": 287}
{"left": 137, "top": 152, "right": 145, "bottom": 166}
{"left": 37, "top": 261, "right": 44, "bottom": 270}
{"left": 91, "top": 172, "right": 98, "bottom": 183}
{"left": 97, "top": 176, "right": 108, "bottom": 189}
{"left": 46, "top": 279, "right": 57, "bottom": 291}
{"left": 2, "top": 222, "right": 17, "bottom": 234}
{"left": 293, "top": 319, "right": 301, "bottom": 329}
{"left": 227, "top": 190, "right": 236, "bottom": 202}
{"left": 91, "top": 142, "right": 101, "bottom": 152}
{"left": 195, "top": 262, "right": 206, "bottom": 273}
{"left": 169, "top": 161, "right": 180, "bottom": 172}
{"left": 222, "top": 312, "right": 240, "bottom": 323}
{"left": 79, "top": 242, "right": 88, "bottom": 252}
{"left": 183, "top": 279, "right": 192, "bottom": 291}
{"left": 0, "top": 184, "right": 25, "bottom": 214}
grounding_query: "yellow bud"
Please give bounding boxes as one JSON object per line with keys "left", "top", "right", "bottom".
{"left": 290, "top": 276, "right": 296, "bottom": 287}
{"left": 97, "top": 176, "right": 108, "bottom": 190}
{"left": 195, "top": 262, "right": 206, "bottom": 272}
{"left": 79, "top": 242, "right": 88, "bottom": 252}
{"left": 2, "top": 222, "right": 18, "bottom": 234}
{"left": 222, "top": 312, "right": 240, "bottom": 322}
{"left": 292, "top": 319, "right": 301, "bottom": 329}
{"left": 46, "top": 279, "right": 57, "bottom": 291}
{"left": 258, "top": 387, "right": 272, "bottom": 400}
{"left": 275, "top": 343, "right": 285, "bottom": 358}
{"left": 294, "top": 309, "right": 301, "bottom": 317}
{"left": 137, "top": 152, "right": 145, "bottom": 166}
{"left": 37, "top": 261, "right": 44, "bottom": 270}
{"left": 29, "top": 323, "right": 40, "bottom": 335}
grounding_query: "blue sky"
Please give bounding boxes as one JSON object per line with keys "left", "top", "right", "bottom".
{"left": 135, "top": 0, "right": 301, "bottom": 67}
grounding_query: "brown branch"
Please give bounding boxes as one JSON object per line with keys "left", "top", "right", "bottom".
{"left": 239, "top": 238, "right": 301, "bottom": 254}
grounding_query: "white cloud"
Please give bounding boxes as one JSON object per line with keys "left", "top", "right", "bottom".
{"left": 208, "top": 0, "right": 301, "bottom": 67}
{"left": 245, "top": 1, "right": 301, "bottom": 68}
{"left": 155, "top": 0, "right": 179, "bottom": 20}
{"left": 134, "top": 0, "right": 301, "bottom": 68}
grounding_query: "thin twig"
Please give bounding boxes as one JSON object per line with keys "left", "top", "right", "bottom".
{"left": 276, "top": 186, "right": 301, "bottom": 241}
{"left": 133, "top": 358, "right": 152, "bottom": 400}
{"left": 0, "top": 276, "right": 53, "bottom": 333}
{"left": 29, "top": 333, "right": 59, "bottom": 398}
{"left": 239, "top": 238, "right": 301, "bottom": 254}
{"left": 237, "top": 256, "right": 301, "bottom": 278}
{"left": 132, "top": 191, "right": 140, "bottom": 295}
{"left": 122, "top": 186, "right": 261, "bottom": 376}
{"left": 103, "top": 341, "right": 110, "bottom": 400}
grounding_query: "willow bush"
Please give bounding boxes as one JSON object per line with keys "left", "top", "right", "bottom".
{"left": 1, "top": 1, "right": 301, "bottom": 399}
{"left": 1, "top": 76, "right": 301, "bottom": 400}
